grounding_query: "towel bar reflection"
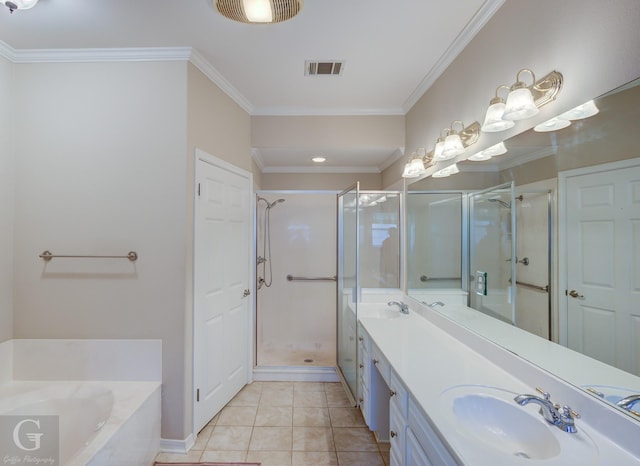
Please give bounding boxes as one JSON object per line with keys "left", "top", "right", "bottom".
{"left": 286, "top": 274, "right": 336, "bottom": 282}
{"left": 39, "top": 250, "right": 138, "bottom": 262}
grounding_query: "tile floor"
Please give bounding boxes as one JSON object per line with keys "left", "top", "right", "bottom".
{"left": 154, "top": 381, "right": 390, "bottom": 466}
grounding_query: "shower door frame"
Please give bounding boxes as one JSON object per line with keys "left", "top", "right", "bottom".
{"left": 336, "top": 183, "right": 359, "bottom": 403}
{"left": 468, "top": 182, "right": 517, "bottom": 324}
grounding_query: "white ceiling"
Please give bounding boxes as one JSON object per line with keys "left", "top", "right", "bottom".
{"left": 0, "top": 0, "right": 503, "bottom": 172}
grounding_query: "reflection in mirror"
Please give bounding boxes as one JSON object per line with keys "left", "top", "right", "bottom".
{"left": 406, "top": 192, "right": 462, "bottom": 290}
{"left": 406, "top": 76, "right": 640, "bottom": 419}
{"left": 468, "top": 183, "right": 515, "bottom": 326}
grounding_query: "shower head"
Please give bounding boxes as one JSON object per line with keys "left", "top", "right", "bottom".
{"left": 487, "top": 198, "right": 511, "bottom": 208}
{"left": 257, "top": 196, "right": 285, "bottom": 208}
{"left": 268, "top": 198, "right": 285, "bottom": 208}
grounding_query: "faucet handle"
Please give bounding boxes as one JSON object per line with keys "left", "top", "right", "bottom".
{"left": 561, "top": 405, "right": 580, "bottom": 419}
{"left": 535, "top": 387, "right": 551, "bottom": 401}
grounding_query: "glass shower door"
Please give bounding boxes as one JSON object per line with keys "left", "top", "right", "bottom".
{"left": 469, "top": 183, "right": 516, "bottom": 323}
{"left": 337, "top": 184, "right": 358, "bottom": 401}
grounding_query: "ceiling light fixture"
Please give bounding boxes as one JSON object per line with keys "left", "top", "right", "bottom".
{"left": 311, "top": 156, "right": 326, "bottom": 163}
{"left": 215, "top": 0, "right": 303, "bottom": 23}
{"left": 4, "top": 0, "right": 37, "bottom": 13}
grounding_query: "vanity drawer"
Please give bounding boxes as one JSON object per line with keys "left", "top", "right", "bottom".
{"left": 389, "top": 369, "right": 408, "bottom": 417}
{"left": 371, "top": 342, "right": 391, "bottom": 385}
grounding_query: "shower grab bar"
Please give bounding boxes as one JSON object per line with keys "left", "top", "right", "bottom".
{"left": 420, "top": 275, "right": 461, "bottom": 282}
{"left": 39, "top": 250, "right": 138, "bottom": 262}
{"left": 515, "top": 280, "right": 548, "bottom": 293}
{"left": 286, "top": 274, "right": 336, "bottom": 282}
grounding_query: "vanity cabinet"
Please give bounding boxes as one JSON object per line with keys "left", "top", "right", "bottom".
{"left": 357, "top": 322, "right": 371, "bottom": 424}
{"left": 360, "top": 322, "right": 459, "bottom": 465}
{"left": 358, "top": 327, "right": 390, "bottom": 440}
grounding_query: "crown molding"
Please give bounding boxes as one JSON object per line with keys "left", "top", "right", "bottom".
{"left": 250, "top": 107, "right": 405, "bottom": 117}
{"left": 0, "top": 41, "right": 16, "bottom": 61}
{"left": 188, "top": 49, "right": 253, "bottom": 114}
{"left": 251, "top": 148, "right": 265, "bottom": 172}
{"left": 262, "top": 165, "right": 381, "bottom": 174}
{"left": 402, "top": 0, "right": 505, "bottom": 113}
{"left": 377, "top": 147, "right": 406, "bottom": 172}
{"left": 9, "top": 45, "right": 193, "bottom": 63}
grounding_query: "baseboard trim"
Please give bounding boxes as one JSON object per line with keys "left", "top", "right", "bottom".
{"left": 253, "top": 365, "right": 339, "bottom": 382}
{"left": 159, "top": 434, "right": 195, "bottom": 454}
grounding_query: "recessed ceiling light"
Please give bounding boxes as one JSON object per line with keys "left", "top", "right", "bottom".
{"left": 312, "top": 156, "right": 326, "bottom": 163}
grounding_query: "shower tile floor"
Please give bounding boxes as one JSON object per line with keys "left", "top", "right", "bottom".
{"left": 154, "top": 381, "right": 390, "bottom": 466}
{"left": 258, "top": 348, "right": 336, "bottom": 367}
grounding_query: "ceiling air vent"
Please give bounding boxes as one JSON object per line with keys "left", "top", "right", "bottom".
{"left": 305, "top": 60, "right": 344, "bottom": 76}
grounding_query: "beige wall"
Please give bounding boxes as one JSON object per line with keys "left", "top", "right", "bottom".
{"left": 388, "top": 0, "right": 640, "bottom": 187}
{"left": 187, "top": 63, "right": 252, "bottom": 173}
{"left": 0, "top": 55, "right": 13, "bottom": 343}
{"left": 184, "top": 63, "right": 252, "bottom": 438}
{"left": 252, "top": 115, "right": 404, "bottom": 152}
{"left": 261, "top": 172, "right": 382, "bottom": 191}
{"left": 11, "top": 61, "right": 190, "bottom": 440}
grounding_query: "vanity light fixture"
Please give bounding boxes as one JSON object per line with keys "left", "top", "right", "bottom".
{"left": 432, "top": 129, "right": 450, "bottom": 161}
{"left": 4, "top": 0, "right": 38, "bottom": 12}
{"left": 503, "top": 69, "right": 540, "bottom": 121}
{"left": 401, "top": 148, "right": 431, "bottom": 178}
{"left": 441, "top": 121, "right": 466, "bottom": 159}
{"left": 558, "top": 99, "right": 599, "bottom": 120}
{"left": 215, "top": 0, "right": 303, "bottom": 23}
{"left": 534, "top": 100, "right": 599, "bottom": 132}
{"left": 432, "top": 163, "right": 459, "bottom": 178}
{"left": 534, "top": 116, "right": 571, "bottom": 132}
{"left": 481, "top": 86, "right": 516, "bottom": 132}
{"left": 467, "top": 141, "right": 508, "bottom": 161}
{"left": 503, "top": 69, "right": 564, "bottom": 121}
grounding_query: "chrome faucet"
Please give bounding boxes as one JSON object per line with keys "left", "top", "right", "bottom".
{"left": 388, "top": 301, "right": 409, "bottom": 314}
{"left": 514, "top": 388, "right": 580, "bottom": 433}
{"left": 616, "top": 394, "right": 640, "bottom": 412}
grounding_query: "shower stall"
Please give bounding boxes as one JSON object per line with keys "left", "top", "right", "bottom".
{"left": 255, "top": 191, "right": 338, "bottom": 371}
{"left": 468, "top": 183, "right": 552, "bottom": 339}
{"left": 336, "top": 183, "right": 401, "bottom": 400}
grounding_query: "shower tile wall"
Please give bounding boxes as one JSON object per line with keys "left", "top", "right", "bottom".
{"left": 257, "top": 193, "right": 337, "bottom": 367}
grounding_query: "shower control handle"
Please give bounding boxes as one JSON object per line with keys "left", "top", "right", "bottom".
{"left": 242, "top": 289, "right": 251, "bottom": 298}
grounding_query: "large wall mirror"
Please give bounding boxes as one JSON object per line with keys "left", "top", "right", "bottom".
{"left": 406, "top": 76, "right": 640, "bottom": 419}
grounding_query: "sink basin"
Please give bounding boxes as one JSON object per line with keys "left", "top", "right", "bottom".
{"left": 362, "top": 308, "right": 401, "bottom": 319}
{"left": 451, "top": 392, "right": 560, "bottom": 459}
{"left": 439, "top": 385, "right": 598, "bottom": 464}
{"left": 356, "top": 304, "right": 402, "bottom": 319}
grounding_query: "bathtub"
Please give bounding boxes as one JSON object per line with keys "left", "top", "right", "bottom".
{"left": 0, "top": 380, "right": 160, "bottom": 466}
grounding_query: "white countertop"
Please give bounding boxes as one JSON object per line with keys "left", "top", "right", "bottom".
{"left": 358, "top": 305, "right": 640, "bottom": 465}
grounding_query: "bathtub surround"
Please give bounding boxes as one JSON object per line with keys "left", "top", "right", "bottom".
{"left": 0, "top": 338, "right": 162, "bottom": 465}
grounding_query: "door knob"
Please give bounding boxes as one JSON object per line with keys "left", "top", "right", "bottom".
{"left": 568, "top": 290, "right": 584, "bottom": 299}
{"left": 242, "top": 289, "right": 251, "bottom": 298}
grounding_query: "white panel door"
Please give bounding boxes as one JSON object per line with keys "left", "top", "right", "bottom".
{"left": 194, "top": 150, "right": 252, "bottom": 433}
{"left": 565, "top": 161, "right": 640, "bottom": 375}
